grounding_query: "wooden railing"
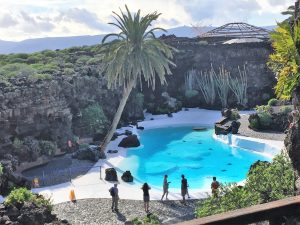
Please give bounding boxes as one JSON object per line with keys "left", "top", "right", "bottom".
{"left": 175, "top": 196, "right": 300, "bottom": 225}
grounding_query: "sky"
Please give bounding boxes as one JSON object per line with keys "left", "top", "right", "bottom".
{"left": 0, "top": 0, "right": 294, "bottom": 41}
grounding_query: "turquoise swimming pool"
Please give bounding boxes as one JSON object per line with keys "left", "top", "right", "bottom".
{"left": 118, "top": 126, "right": 270, "bottom": 189}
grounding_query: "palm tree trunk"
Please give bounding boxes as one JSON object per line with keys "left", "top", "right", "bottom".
{"left": 100, "top": 79, "right": 135, "bottom": 154}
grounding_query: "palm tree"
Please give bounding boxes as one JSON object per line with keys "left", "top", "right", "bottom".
{"left": 100, "top": 5, "right": 176, "bottom": 154}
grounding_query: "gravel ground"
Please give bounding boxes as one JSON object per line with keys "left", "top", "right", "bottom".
{"left": 54, "top": 198, "right": 199, "bottom": 225}
{"left": 238, "top": 114, "right": 286, "bottom": 141}
{"left": 52, "top": 114, "right": 285, "bottom": 225}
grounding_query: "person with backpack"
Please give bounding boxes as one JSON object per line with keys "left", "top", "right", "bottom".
{"left": 109, "top": 184, "right": 119, "bottom": 212}
{"left": 181, "top": 174, "right": 188, "bottom": 205}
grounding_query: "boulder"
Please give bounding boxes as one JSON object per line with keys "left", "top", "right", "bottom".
{"left": 124, "top": 130, "right": 133, "bottom": 136}
{"left": 0, "top": 161, "right": 31, "bottom": 196}
{"left": 0, "top": 200, "right": 70, "bottom": 225}
{"left": 221, "top": 108, "right": 232, "bottom": 118}
{"left": 231, "top": 121, "right": 241, "bottom": 134}
{"left": 118, "top": 135, "right": 140, "bottom": 148}
{"left": 105, "top": 168, "right": 117, "bottom": 181}
{"left": 215, "top": 123, "right": 232, "bottom": 135}
{"left": 72, "top": 145, "right": 105, "bottom": 162}
{"left": 107, "top": 150, "right": 118, "bottom": 154}
{"left": 121, "top": 171, "right": 133, "bottom": 182}
{"left": 136, "top": 126, "right": 144, "bottom": 130}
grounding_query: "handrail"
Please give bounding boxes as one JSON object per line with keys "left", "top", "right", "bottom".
{"left": 175, "top": 195, "right": 300, "bottom": 225}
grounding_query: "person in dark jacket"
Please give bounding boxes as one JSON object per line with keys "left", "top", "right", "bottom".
{"left": 109, "top": 184, "right": 119, "bottom": 212}
{"left": 141, "top": 183, "right": 151, "bottom": 213}
{"left": 181, "top": 174, "right": 188, "bottom": 205}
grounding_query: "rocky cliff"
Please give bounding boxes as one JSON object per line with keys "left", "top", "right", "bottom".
{"left": 285, "top": 84, "right": 300, "bottom": 190}
{"left": 0, "top": 36, "right": 276, "bottom": 165}
{"left": 0, "top": 74, "right": 143, "bottom": 164}
{"left": 145, "top": 36, "right": 275, "bottom": 109}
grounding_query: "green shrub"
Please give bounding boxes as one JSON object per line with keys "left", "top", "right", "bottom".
{"left": 249, "top": 116, "right": 259, "bottom": 129}
{"left": 81, "top": 104, "right": 109, "bottom": 135}
{"left": 87, "top": 57, "right": 102, "bottom": 65}
{"left": 37, "top": 63, "right": 59, "bottom": 74}
{"left": 13, "top": 138, "right": 24, "bottom": 150}
{"left": 132, "top": 214, "right": 159, "bottom": 225}
{"left": 230, "top": 109, "right": 241, "bottom": 120}
{"left": 28, "top": 73, "right": 51, "bottom": 81}
{"left": 255, "top": 105, "right": 273, "bottom": 114}
{"left": 258, "top": 112, "right": 272, "bottom": 128}
{"left": 5, "top": 188, "right": 33, "bottom": 206}
{"left": 0, "top": 163, "right": 3, "bottom": 176}
{"left": 279, "top": 106, "right": 293, "bottom": 115}
{"left": 63, "top": 68, "right": 75, "bottom": 76}
{"left": 246, "top": 155, "right": 294, "bottom": 203}
{"left": 268, "top": 98, "right": 278, "bottom": 106}
{"left": 185, "top": 89, "right": 199, "bottom": 99}
{"left": 195, "top": 154, "right": 294, "bottom": 218}
{"left": 39, "top": 140, "right": 56, "bottom": 156}
{"left": 0, "top": 63, "right": 37, "bottom": 79}
{"left": 4, "top": 188, "right": 53, "bottom": 210}
{"left": 196, "top": 184, "right": 260, "bottom": 218}
{"left": 76, "top": 56, "right": 91, "bottom": 65}
{"left": 133, "top": 92, "right": 144, "bottom": 110}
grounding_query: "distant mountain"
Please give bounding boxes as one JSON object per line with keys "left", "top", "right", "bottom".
{"left": 0, "top": 25, "right": 276, "bottom": 54}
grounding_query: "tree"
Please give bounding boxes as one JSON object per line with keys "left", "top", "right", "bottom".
{"left": 281, "top": 5, "right": 295, "bottom": 23}
{"left": 268, "top": 21, "right": 300, "bottom": 100}
{"left": 100, "top": 5, "right": 176, "bottom": 153}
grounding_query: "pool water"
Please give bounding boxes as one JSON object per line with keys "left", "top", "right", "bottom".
{"left": 118, "top": 126, "right": 270, "bottom": 190}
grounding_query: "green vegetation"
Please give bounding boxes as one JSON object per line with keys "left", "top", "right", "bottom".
{"left": 249, "top": 105, "right": 273, "bottom": 130}
{"left": 268, "top": 21, "right": 300, "bottom": 100}
{"left": 185, "top": 89, "right": 199, "bottom": 99}
{"left": 279, "top": 105, "right": 293, "bottom": 115}
{"left": 39, "top": 140, "right": 57, "bottom": 156}
{"left": 0, "top": 163, "right": 3, "bottom": 176}
{"left": 132, "top": 214, "right": 159, "bottom": 225}
{"left": 12, "top": 137, "right": 24, "bottom": 150}
{"left": 230, "top": 108, "right": 241, "bottom": 120}
{"left": 0, "top": 45, "right": 103, "bottom": 84}
{"left": 5, "top": 188, "right": 53, "bottom": 211}
{"left": 99, "top": 5, "right": 176, "bottom": 152}
{"left": 196, "top": 154, "right": 294, "bottom": 218}
{"left": 81, "top": 104, "right": 109, "bottom": 135}
{"left": 268, "top": 98, "right": 278, "bottom": 106}
{"left": 249, "top": 116, "right": 259, "bottom": 129}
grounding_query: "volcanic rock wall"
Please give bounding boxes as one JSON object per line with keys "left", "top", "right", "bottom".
{"left": 0, "top": 36, "right": 276, "bottom": 164}
{"left": 147, "top": 36, "right": 275, "bottom": 108}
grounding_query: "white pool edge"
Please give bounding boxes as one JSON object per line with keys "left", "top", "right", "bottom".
{"left": 31, "top": 108, "right": 284, "bottom": 204}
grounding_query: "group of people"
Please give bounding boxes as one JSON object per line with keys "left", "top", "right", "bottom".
{"left": 108, "top": 182, "right": 151, "bottom": 213}
{"left": 108, "top": 175, "right": 220, "bottom": 213}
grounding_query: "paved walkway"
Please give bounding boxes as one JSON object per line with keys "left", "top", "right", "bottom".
{"left": 32, "top": 109, "right": 284, "bottom": 204}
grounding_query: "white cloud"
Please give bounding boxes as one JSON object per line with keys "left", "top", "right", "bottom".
{"left": 0, "top": 0, "right": 295, "bottom": 41}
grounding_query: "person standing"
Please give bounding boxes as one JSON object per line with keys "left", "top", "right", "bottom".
{"left": 211, "top": 177, "right": 220, "bottom": 198}
{"left": 181, "top": 175, "right": 188, "bottom": 205}
{"left": 109, "top": 184, "right": 119, "bottom": 212}
{"left": 142, "top": 183, "right": 151, "bottom": 213}
{"left": 161, "top": 175, "right": 170, "bottom": 200}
